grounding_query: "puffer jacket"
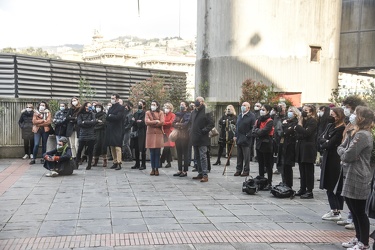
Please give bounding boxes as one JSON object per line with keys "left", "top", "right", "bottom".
{"left": 53, "top": 109, "right": 68, "bottom": 136}
{"left": 77, "top": 110, "right": 96, "bottom": 141}
{"left": 19, "top": 110, "right": 34, "bottom": 140}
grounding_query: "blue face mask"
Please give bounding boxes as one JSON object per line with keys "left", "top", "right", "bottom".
{"left": 349, "top": 114, "right": 356, "bottom": 125}
{"left": 287, "top": 111, "right": 294, "bottom": 119}
{"left": 180, "top": 106, "right": 185, "bottom": 111}
{"left": 60, "top": 107, "right": 65, "bottom": 111}
{"left": 241, "top": 106, "right": 246, "bottom": 113}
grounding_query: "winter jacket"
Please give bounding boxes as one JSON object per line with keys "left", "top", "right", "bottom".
{"left": 93, "top": 111, "right": 107, "bottom": 156}
{"left": 105, "top": 102, "right": 125, "bottom": 147}
{"left": 19, "top": 110, "right": 34, "bottom": 140}
{"left": 218, "top": 114, "right": 237, "bottom": 145}
{"left": 132, "top": 110, "right": 147, "bottom": 150}
{"left": 189, "top": 105, "right": 214, "bottom": 147}
{"left": 66, "top": 107, "right": 80, "bottom": 137}
{"left": 163, "top": 112, "right": 176, "bottom": 147}
{"left": 77, "top": 110, "right": 96, "bottom": 141}
{"left": 145, "top": 110, "right": 165, "bottom": 149}
{"left": 235, "top": 111, "right": 256, "bottom": 147}
{"left": 281, "top": 118, "right": 298, "bottom": 166}
{"left": 32, "top": 109, "right": 52, "bottom": 133}
{"left": 253, "top": 114, "right": 274, "bottom": 153}
{"left": 53, "top": 109, "right": 68, "bottom": 137}
{"left": 295, "top": 117, "right": 318, "bottom": 164}
{"left": 172, "top": 111, "right": 191, "bottom": 142}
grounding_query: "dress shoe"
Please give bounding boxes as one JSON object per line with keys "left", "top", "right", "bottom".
{"left": 173, "top": 172, "right": 182, "bottom": 176}
{"left": 86, "top": 165, "right": 91, "bottom": 170}
{"left": 131, "top": 165, "right": 140, "bottom": 169}
{"left": 240, "top": 172, "right": 249, "bottom": 177}
{"left": 179, "top": 172, "right": 187, "bottom": 177}
{"left": 29, "top": 159, "right": 36, "bottom": 165}
{"left": 92, "top": 158, "right": 98, "bottom": 167}
{"left": 164, "top": 163, "right": 171, "bottom": 168}
{"left": 110, "top": 164, "right": 117, "bottom": 169}
{"left": 295, "top": 189, "right": 306, "bottom": 196}
{"left": 200, "top": 176, "right": 208, "bottom": 182}
{"left": 115, "top": 164, "right": 122, "bottom": 170}
{"left": 150, "top": 169, "right": 155, "bottom": 175}
{"left": 192, "top": 175, "right": 203, "bottom": 180}
{"left": 155, "top": 169, "right": 159, "bottom": 176}
{"left": 213, "top": 160, "right": 221, "bottom": 166}
{"left": 139, "top": 165, "right": 146, "bottom": 170}
{"left": 234, "top": 172, "right": 241, "bottom": 176}
{"left": 300, "top": 192, "right": 314, "bottom": 199}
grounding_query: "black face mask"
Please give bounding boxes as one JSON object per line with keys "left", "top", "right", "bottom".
{"left": 194, "top": 101, "right": 200, "bottom": 107}
{"left": 138, "top": 105, "right": 143, "bottom": 110}
{"left": 301, "top": 111, "right": 308, "bottom": 117}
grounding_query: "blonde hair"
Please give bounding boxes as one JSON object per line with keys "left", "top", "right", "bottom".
{"left": 225, "top": 105, "right": 236, "bottom": 116}
{"left": 288, "top": 106, "right": 301, "bottom": 119}
{"left": 163, "top": 102, "right": 174, "bottom": 112}
{"left": 353, "top": 106, "right": 374, "bottom": 134}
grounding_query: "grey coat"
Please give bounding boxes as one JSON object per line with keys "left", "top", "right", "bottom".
{"left": 337, "top": 130, "right": 374, "bottom": 200}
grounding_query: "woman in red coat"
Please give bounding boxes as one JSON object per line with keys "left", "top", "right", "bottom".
{"left": 145, "top": 100, "right": 165, "bottom": 176}
{"left": 160, "top": 103, "right": 176, "bottom": 168}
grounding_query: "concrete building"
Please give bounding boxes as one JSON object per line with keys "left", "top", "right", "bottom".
{"left": 196, "top": 0, "right": 343, "bottom": 106}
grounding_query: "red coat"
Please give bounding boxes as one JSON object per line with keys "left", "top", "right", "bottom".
{"left": 163, "top": 112, "right": 176, "bottom": 147}
{"left": 145, "top": 110, "right": 165, "bottom": 149}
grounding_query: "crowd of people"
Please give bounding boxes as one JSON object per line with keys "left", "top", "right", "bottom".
{"left": 18, "top": 94, "right": 375, "bottom": 250}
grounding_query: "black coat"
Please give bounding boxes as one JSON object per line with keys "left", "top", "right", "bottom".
{"left": 105, "top": 103, "right": 125, "bottom": 147}
{"left": 77, "top": 111, "right": 96, "bottom": 141}
{"left": 319, "top": 123, "right": 345, "bottom": 191}
{"left": 53, "top": 109, "right": 68, "bottom": 137}
{"left": 282, "top": 118, "right": 298, "bottom": 166}
{"left": 93, "top": 111, "right": 107, "bottom": 156}
{"left": 235, "top": 111, "right": 256, "bottom": 147}
{"left": 253, "top": 114, "right": 274, "bottom": 153}
{"left": 66, "top": 107, "right": 80, "bottom": 137}
{"left": 19, "top": 110, "right": 34, "bottom": 140}
{"left": 132, "top": 110, "right": 146, "bottom": 150}
{"left": 295, "top": 117, "right": 318, "bottom": 164}
{"left": 218, "top": 114, "right": 237, "bottom": 145}
{"left": 189, "top": 105, "right": 214, "bottom": 147}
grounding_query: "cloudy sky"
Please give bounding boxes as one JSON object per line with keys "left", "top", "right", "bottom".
{"left": 0, "top": 0, "right": 197, "bottom": 48}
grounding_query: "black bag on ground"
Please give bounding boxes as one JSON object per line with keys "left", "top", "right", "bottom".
{"left": 254, "top": 176, "right": 268, "bottom": 190}
{"left": 271, "top": 183, "right": 295, "bottom": 198}
{"left": 242, "top": 176, "right": 257, "bottom": 195}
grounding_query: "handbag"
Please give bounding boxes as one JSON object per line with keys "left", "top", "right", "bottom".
{"left": 209, "top": 127, "right": 219, "bottom": 138}
{"left": 169, "top": 129, "right": 180, "bottom": 142}
{"left": 271, "top": 183, "right": 295, "bottom": 198}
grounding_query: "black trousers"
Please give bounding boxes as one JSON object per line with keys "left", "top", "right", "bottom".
{"left": 133, "top": 139, "right": 146, "bottom": 167}
{"left": 257, "top": 150, "right": 273, "bottom": 184}
{"left": 160, "top": 146, "right": 172, "bottom": 164}
{"left": 345, "top": 197, "right": 369, "bottom": 246}
{"left": 327, "top": 191, "right": 344, "bottom": 210}
{"left": 176, "top": 139, "right": 189, "bottom": 172}
{"left": 298, "top": 162, "right": 314, "bottom": 192}
{"left": 24, "top": 138, "right": 34, "bottom": 155}
{"left": 282, "top": 164, "right": 293, "bottom": 188}
{"left": 77, "top": 140, "right": 95, "bottom": 167}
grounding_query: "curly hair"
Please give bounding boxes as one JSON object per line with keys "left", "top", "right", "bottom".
{"left": 342, "top": 96, "right": 366, "bottom": 110}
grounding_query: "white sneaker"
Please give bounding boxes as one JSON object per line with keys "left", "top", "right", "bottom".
{"left": 45, "top": 172, "right": 52, "bottom": 177}
{"left": 345, "top": 223, "right": 355, "bottom": 230}
{"left": 342, "top": 238, "right": 358, "bottom": 248}
{"left": 337, "top": 219, "right": 352, "bottom": 225}
{"left": 347, "top": 241, "right": 370, "bottom": 250}
{"left": 22, "top": 154, "right": 29, "bottom": 159}
{"left": 322, "top": 211, "right": 341, "bottom": 221}
{"left": 30, "top": 154, "right": 33, "bottom": 159}
{"left": 50, "top": 171, "right": 59, "bottom": 177}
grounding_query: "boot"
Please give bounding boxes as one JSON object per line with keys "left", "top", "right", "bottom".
{"left": 102, "top": 158, "right": 107, "bottom": 168}
{"left": 155, "top": 169, "right": 159, "bottom": 176}
{"left": 165, "top": 162, "right": 171, "bottom": 168}
{"left": 115, "top": 163, "right": 122, "bottom": 170}
{"left": 150, "top": 169, "right": 155, "bottom": 175}
{"left": 213, "top": 160, "right": 221, "bottom": 165}
{"left": 110, "top": 163, "right": 118, "bottom": 169}
{"left": 86, "top": 164, "right": 91, "bottom": 170}
{"left": 92, "top": 158, "right": 99, "bottom": 167}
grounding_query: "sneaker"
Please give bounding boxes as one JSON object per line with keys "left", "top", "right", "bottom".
{"left": 345, "top": 223, "right": 355, "bottom": 230}
{"left": 29, "top": 159, "right": 36, "bottom": 165}
{"left": 342, "top": 237, "right": 358, "bottom": 248}
{"left": 22, "top": 154, "right": 29, "bottom": 159}
{"left": 322, "top": 211, "right": 342, "bottom": 221}
{"left": 45, "top": 171, "right": 52, "bottom": 177}
{"left": 337, "top": 219, "right": 352, "bottom": 226}
{"left": 50, "top": 171, "right": 59, "bottom": 177}
{"left": 30, "top": 154, "right": 33, "bottom": 159}
{"left": 347, "top": 241, "right": 369, "bottom": 250}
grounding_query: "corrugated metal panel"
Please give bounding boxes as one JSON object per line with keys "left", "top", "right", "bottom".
{"left": 0, "top": 54, "right": 16, "bottom": 98}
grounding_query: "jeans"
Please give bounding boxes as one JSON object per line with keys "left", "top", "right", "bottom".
{"left": 345, "top": 197, "right": 369, "bottom": 246}
{"left": 149, "top": 148, "right": 161, "bottom": 169}
{"left": 32, "top": 130, "right": 49, "bottom": 159}
{"left": 194, "top": 146, "right": 208, "bottom": 177}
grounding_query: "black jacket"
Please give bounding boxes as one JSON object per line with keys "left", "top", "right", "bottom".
{"left": 235, "top": 111, "right": 256, "bottom": 147}
{"left": 66, "top": 107, "right": 80, "bottom": 137}
{"left": 282, "top": 117, "right": 298, "bottom": 166}
{"left": 189, "top": 105, "right": 214, "bottom": 147}
{"left": 77, "top": 110, "right": 96, "bottom": 141}
{"left": 253, "top": 114, "right": 274, "bottom": 153}
{"left": 295, "top": 117, "right": 318, "bottom": 163}
{"left": 19, "top": 110, "right": 34, "bottom": 140}
{"left": 105, "top": 103, "right": 125, "bottom": 147}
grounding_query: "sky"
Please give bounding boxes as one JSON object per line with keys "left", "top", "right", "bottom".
{"left": 0, "top": 0, "right": 197, "bottom": 48}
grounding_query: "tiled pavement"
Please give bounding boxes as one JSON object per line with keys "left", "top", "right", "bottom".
{"left": 0, "top": 158, "right": 372, "bottom": 249}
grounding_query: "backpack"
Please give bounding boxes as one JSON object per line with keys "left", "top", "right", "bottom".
{"left": 253, "top": 175, "right": 268, "bottom": 190}
{"left": 271, "top": 183, "right": 295, "bottom": 198}
{"left": 242, "top": 176, "right": 257, "bottom": 195}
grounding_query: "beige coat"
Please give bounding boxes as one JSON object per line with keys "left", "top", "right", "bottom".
{"left": 145, "top": 110, "right": 165, "bottom": 149}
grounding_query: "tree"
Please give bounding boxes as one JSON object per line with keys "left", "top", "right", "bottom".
{"left": 198, "top": 80, "right": 209, "bottom": 99}
{"left": 129, "top": 77, "right": 168, "bottom": 108}
{"left": 166, "top": 76, "right": 190, "bottom": 110}
{"left": 1, "top": 47, "right": 16, "bottom": 53}
{"left": 240, "top": 79, "right": 269, "bottom": 106}
{"left": 78, "top": 77, "right": 96, "bottom": 102}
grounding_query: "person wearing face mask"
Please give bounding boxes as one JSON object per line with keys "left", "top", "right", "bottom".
{"left": 294, "top": 104, "right": 318, "bottom": 199}
{"left": 19, "top": 103, "right": 35, "bottom": 159}
{"left": 316, "top": 106, "right": 331, "bottom": 165}
{"left": 105, "top": 93, "right": 125, "bottom": 170}
{"left": 272, "top": 104, "right": 287, "bottom": 175}
{"left": 106, "top": 102, "right": 112, "bottom": 113}
{"left": 30, "top": 101, "right": 52, "bottom": 164}
{"left": 130, "top": 100, "right": 147, "bottom": 170}
{"left": 66, "top": 97, "right": 81, "bottom": 161}
{"left": 213, "top": 105, "right": 237, "bottom": 166}
{"left": 252, "top": 104, "right": 274, "bottom": 190}
{"left": 233, "top": 102, "right": 256, "bottom": 177}
{"left": 172, "top": 101, "right": 191, "bottom": 177}
{"left": 145, "top": 100, "right": 165, "bottom": 176}
{"left": 42, "top": 137, "right": 73, "bottom": 177}
{"left": 53, "top": 102, "right": 68, "bottom": 143}
{"left": 160, "top": 103, "right": 176, "bottom": 168}
{"left": 92, "top": 103, "right": 108, "bottom": 168}
{"left": 318, "top": 108, "right": 346, "bottom": 221}
{"left": 76, "top": 102, "right": 97, "bottom": 170}
{"left": 122, "top": 101, "right": 134, "bottom": 162}
{"left": 280, "top": 106, "right": 300, "bottom": 188}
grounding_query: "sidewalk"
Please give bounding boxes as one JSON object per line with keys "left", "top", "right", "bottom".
{"left": 0, "top": 158, "right": 368, "bottom": 249}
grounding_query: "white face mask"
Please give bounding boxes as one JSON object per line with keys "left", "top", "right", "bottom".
{"left": 270, "top": 110, "right": 276, "bottom": 116}
{"left": 26, "top": 108, "right": 32, "bottom": 112}
{"left": 318, "top": 111, "right": 323, "bottom": 117}
{"left": 39, "top": 106, "right": 45, "bottom": 112}
{"left": 111, "top": 99, "right": 116, "bottom": 104}
{"left": 164, "top": 108, "right": 170, "bottom": 114}
{"left": 72, "top": 101, "right": 78, "bottom": 106}
{"left": 107, "top": 106, "right": 111, "bottom": 110}
{"left": 254, "top": 106, "right": 260, "bottom": 111}
{"left": 344, "top": 107, "right": 351, "bottom": 117}
{"left": 96, "top": 108, "right": 102, "bottom": 113}
{"left": 151, "top": 105, "right": 157, "bottom": 111}
{"left": 260, "top": 110, "right": 266, "bottom": 116}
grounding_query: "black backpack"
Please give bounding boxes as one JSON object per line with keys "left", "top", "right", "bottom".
{"left": 253, "top": 175, "right": 268, "bottom": 190}
{"left": 271, "top": 183, "right": 295, "bottom": 198}
{"left": 242, "top": 176, "right": 257, "bottom": 195}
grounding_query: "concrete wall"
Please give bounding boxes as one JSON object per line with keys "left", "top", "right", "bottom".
{"left": 340, "top": 0, "right": 375, "bottom": 70}
{"left": 196, "top": 0, "right": 342, "bottom": 104}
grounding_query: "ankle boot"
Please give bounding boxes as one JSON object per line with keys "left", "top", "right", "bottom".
{"left": 139, "top": 164, "right": 146, "bottom": 170}
{"left": 102, "top": 158, "right": 107, "bottom": 167}
{"left": 115, "top": 163, "right": 122, "bottom": 170}
{"left": 155, "top": 169, "right": 159, "bottom": 176}
{"left": 150, "top": 169, "right": 155, "bottom": 175}
{"left": 213, "top": 160, "right": 221, "bottom": 165}
{"left": 92, "top": 158, "right": 99, "bottom": 167}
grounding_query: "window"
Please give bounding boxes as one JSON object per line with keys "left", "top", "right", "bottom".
{"left": 310, "top": 46, "right": 321, "bottom": 62}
